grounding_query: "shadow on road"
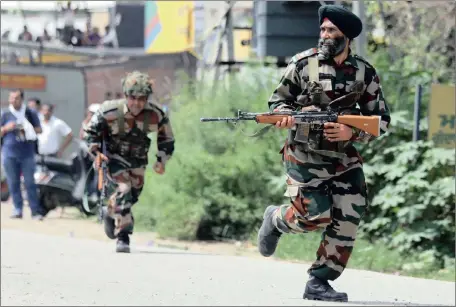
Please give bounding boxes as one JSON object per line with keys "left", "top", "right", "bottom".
{"left": 288, "top": 297, "right": 453, "bottom": 307}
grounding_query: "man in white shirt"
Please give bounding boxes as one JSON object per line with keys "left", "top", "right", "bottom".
{"left": 38, "top": 104, "right": 73, "bottom": 158}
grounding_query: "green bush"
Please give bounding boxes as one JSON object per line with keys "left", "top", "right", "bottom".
{"left": 136, "top": 68, "right": 288, "bottom": 240}
{"left": 357, "top": 112, "right": 455, "bottom": 269}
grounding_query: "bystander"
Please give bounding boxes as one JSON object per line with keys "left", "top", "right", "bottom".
{"left": 0, "top": 89, "right": 44, "bottom": 220}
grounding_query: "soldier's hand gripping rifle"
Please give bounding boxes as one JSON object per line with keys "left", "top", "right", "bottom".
{"left": 200, "top": 92, "right": 381, "bottom": 137}
{"left": 96, "top": 140, "right": 108, "bottom": 224}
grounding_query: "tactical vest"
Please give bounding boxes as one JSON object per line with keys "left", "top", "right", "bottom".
{"left": 100, "top": 99, "right": 151, "bottom": 161}
{"left": 290, "top": 53, "right": 366, "bottom": 159}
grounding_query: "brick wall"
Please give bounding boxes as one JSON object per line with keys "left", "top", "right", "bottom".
{"left": 83, "top": 52, "right": 197, "bottom": 107}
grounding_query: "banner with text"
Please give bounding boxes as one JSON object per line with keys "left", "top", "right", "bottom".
{"left": 428, "top": 84, "right": 455, "bottom": 149}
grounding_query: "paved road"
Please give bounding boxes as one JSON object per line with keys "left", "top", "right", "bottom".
{"left": 1, "top": 229, "right": 454, "bottom": 306}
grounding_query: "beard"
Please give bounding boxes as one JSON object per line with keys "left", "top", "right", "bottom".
{"left": 317, "top": 36, "right": 347, "bottom": 60}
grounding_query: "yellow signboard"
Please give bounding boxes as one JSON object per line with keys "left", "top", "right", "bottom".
{"left": 234, "top": 29, "right": 252, "bottom": 62}
{"left": 144, "top": 1, "right": 195, "bottom": 54}
{"left": 428, "top": 84, "right": 455, "bottom": 149}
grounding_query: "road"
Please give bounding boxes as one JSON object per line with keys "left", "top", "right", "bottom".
{"left": 1, "top": 227, "right": 455, "bottom": 306}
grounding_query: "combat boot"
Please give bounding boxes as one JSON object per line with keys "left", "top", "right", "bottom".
{"left": 116, "top": 232, "right": 130, "bottom": 253}
{"left": 303, "top": 275, "right": 348, "bottom": 302}
{"left": 257, "top": 205, "right": 288, "bottom": 257}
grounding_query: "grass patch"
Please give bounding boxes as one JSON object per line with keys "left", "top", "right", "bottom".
{"left": 250, "top": 230, "right": 455, "bottom": 282}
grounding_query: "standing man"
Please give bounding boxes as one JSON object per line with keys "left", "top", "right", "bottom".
{"left": 257, "top": 5, "right": 391, "bottom": 302}
{"left": 27, "top": 97, "right": 42, "bottom": 153}
{"left": 37, "top": 103, "right": 73, "bottom": 158}
{"left": 0, "top": 89, "right": 43, "bottom": 219}
{"left": 84, "top": 71, "right": 175, "bottom": 253}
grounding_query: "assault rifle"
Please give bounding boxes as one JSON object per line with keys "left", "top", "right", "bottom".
{"left": 200, "top": 92, "right": 381, "bottom": 137}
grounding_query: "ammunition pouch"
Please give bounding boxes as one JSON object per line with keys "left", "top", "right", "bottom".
{"left": 107, "top": 132, "right": 151, "bottom": 160}
{"left": 288, "top": 107, "right": 362, "bottom": 159}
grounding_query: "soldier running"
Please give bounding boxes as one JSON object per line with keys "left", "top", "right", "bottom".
{"left": 84, "top": 71, "right": 175, "bottom": 253}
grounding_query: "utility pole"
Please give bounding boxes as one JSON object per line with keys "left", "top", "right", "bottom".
{"left": 225, "top": 1, "right": 235, "bottom": 74}
{"left": 211, "top": 1, "right": 236, "bottom": 95}
{"left": 412, "top": 84, "right": 423, "bottom": 141}
{"left": 352, "top": 0, "right": 367, "bottom": 58}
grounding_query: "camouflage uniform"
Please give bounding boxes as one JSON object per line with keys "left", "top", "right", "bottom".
{"left": 262, "top": 48, "right": 391, "bottom": 280}
{"left": 84, "top": 71, "right": 175, "bottom": 250}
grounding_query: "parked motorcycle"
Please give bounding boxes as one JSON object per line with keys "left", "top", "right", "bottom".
{"left": 34, "top": 140, "right": 99, "bottom": 217}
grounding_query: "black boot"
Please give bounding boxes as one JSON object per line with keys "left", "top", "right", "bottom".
{"left": 116, "top": 232, "right": 130, "bottom": 253}
{"left": 303, "top": 275, "right": 348, "bottom": 302}
{"left": 257, "top": 205, "right": 288, "bottom": 257}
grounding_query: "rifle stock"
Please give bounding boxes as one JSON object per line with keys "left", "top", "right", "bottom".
{"left": 336, "top": 115, "right": 381, "bottom": 137}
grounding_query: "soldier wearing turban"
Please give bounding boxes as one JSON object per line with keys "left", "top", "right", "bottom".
{"left": 257, "top": 4, "right": 391, "bottom": 303}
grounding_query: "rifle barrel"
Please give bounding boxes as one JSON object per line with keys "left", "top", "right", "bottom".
{"left": 200, "top": 117, "right": 243, "bottom": 122}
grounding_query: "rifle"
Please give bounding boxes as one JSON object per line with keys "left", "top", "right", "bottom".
{"left": 96, "top": 139, "right": 108, "bottom": 223}
{"left": 200, "top": 92, "right": 381, "bottom": 137}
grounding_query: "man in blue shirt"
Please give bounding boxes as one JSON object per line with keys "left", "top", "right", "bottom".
{"left": 0, "top": 89, "right": 43, "bottom": 219}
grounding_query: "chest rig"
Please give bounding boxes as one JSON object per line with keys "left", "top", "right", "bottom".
{"left": 290, "top": 54, "right": 366, "bottom": 159}
{"left": 104, "top": 100, "right": 151, "bottom": 161}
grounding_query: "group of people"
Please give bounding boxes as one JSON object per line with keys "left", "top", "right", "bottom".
{"left": 0, "top": 92, "right": 102, "bottom": 220}
{"left": 11, "top": 22, "right": 106, "bottom": 48}
{"left": 1, "top": 5, "right": 391, "bottom": 303}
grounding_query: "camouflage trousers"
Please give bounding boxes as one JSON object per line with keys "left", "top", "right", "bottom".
{"left": 274, "top": 142, "right": 368, "bottom": 281}
{"left": 105, "top": 157, "right": 146, "bottom": 237}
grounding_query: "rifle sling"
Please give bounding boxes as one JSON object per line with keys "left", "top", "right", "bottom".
{"left": 117, "top": 107, "right": 125, "bottom": 137}
{"left": 308, "top": 57, "right": 319, "bottom": 82}
{"left": 143, "top": 111, "right": 149, "bottom": 134}
{"left": 228, "top": 121, "right": 273, "bottom": 138}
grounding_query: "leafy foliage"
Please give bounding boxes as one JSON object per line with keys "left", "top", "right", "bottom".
{"left": 364, "top": 1, "right": 455, "bottom": 116}
{"left": 136, "top": 68, "right": 288, "bottom": 241}
{"left": 358, "top": 112, "right": 455, "bottom": 269}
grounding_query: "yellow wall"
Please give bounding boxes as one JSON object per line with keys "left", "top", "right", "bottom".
{"left": 145, "top": 1, "right": 195, "bottom": 54}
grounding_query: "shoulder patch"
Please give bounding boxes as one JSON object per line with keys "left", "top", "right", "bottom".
{"left": 100, "top": 99, "right": 126, "bottom": 114}
{"left": 291, "top": 48, "right": 318, "bottom": 64}
{"left": 353, "top": 54, "right": 373, "bottom": 69}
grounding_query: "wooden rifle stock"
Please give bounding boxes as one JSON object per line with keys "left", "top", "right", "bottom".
{"left": 255, "top": 114, "right": 291, "bottom": 125}
{"left": 336, "top": 115, "right": 381, "bottom": 137}
{"left": 97, "top": 154, "right": 104, "bottom": 191}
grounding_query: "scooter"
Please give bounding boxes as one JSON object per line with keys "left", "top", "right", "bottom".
{"left": 34, "top": 140, "right": 98, "bottom": 217}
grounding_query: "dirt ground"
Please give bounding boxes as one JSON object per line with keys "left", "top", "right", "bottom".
{"left": 0, "top": 200, "right": 260, "bottom": 257}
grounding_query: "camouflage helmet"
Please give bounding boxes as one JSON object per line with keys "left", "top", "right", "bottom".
{"left": 121, "top": 71, "right": 153, "bottom": 97}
